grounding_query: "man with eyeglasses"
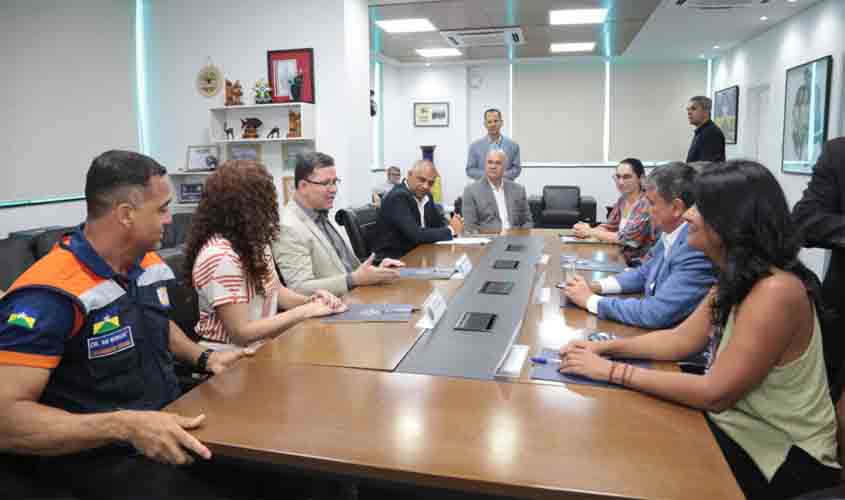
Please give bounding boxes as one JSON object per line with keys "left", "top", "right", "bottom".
{"left": 373, "top": 160, "right": 464, "bottom": 260}
{"left": 563, "top": 162, "right": 715, "bottom": 330}
{"left": 272, "top": 152, "right": 404, "bottom": 297}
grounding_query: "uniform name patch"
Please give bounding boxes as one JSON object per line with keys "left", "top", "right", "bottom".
{"left": 157, "top": 286, "right": 170, "bottom": 307}
{"left": 87, "top": 326, "right": 135, "bottom": 359}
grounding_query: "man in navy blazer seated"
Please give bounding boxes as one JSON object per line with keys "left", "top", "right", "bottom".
{"left": 373, "top": 160, "right": 464, "bottom": 260}
{"left": 462, "top": 150, "right": 532, "bottom": 234}
{"left": 563, "top": 162, "right": 715, "bottom": 329}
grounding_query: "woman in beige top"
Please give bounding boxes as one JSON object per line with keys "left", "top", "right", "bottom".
{"left": 560, "top": 161, "right": 839, "bottom": 499}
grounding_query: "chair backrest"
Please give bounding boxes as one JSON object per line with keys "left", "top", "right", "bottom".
{"left": 542, "top": 186, "right": 580, "bottom": 211}
{"left": 335, "top": 205, "right": 380, "bottom": 261}
{"left": 162, "top": 212, "right": 193, "bottom": 249}
{"left": 0, "top": 238, "right": 36, "bottom": 291}
{"left": 30, "top": 227, "right": 76, "bottom": 261}
{"left": 157, "top": 247, "right": 199, "bottom": 339}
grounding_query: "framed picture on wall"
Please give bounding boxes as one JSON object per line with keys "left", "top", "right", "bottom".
{"left": 267, "top": 48, "right": 315, "bottom": 104}
{"left": 228, "top": 143, "right": 262, "bottom": 162}
{"left": 714, "top": 85, "right": 739, "bottom": 145}
{"left": 414, "top": 102, "right": 450, "bottom": 127}
{"left": 185, "top": 144, "right": 220, "bottom": 171}
{"left": 782, "top": 55, "right": 832, "bottom": 175}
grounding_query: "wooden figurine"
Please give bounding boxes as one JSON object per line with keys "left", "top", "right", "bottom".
{"left": 288, "top": 111, "right": 302, "bottom": 138}
{"left": 241, "top": 117, "right": 262, "bottom": 139}
{"left": 225, "top": 80, "right": 243, "bottom": 106}
{"left": 223, "top": 121, "right": 234, "bottom": 140}
{"left": 267, "top": 127, "right": 281, "bottom": 139}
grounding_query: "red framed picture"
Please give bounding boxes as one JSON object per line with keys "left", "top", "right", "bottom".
{"left": 267, "top": 48, "right": 315, "bottom": 104}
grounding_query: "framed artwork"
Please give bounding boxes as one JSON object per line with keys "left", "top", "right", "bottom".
{"left": 282, "top": 176, "right": 296, "bottom": 205}
{"left": 178, "top": 183, "right": 204, "bottom": 204}
{"left": 713, "top": 85, "right": 739, "bottom": 144}
{"left": 414, "top": 102, "right": 450, "bottom": 127}
{"left": 782, "top": 55, "right": 832, "bottom": 175}
{"left": 185, "top": 144, "right": 220, "bottom": 171}
{"left": 228, "top": 143, "right": 262, "bottom": 162}
{"left": 267, "top": 48, "right": 315, "bottom": 104}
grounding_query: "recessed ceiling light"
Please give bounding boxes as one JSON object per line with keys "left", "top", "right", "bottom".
{"left": 713, "top": 45, "right": 720, "bottom": 49}
{"left": 549, "top": 8, "right": 608, "bottom": 25}
{"left": 416, "top": 48, "right": 462, "bottom": 58}
{"left": 787, "top": 0, "right": 797, "bottom": 3}
{"left": 375, "top": 18, "right": 437, "bottom": 33}
{"left": 425, "top": 63, "right": 432, "bottom": 67}
{"left": 550, "top": 42, "right": 596, "bottom": 53}
{"left": 760, "top": 16, "right": 769, "bottom": 21}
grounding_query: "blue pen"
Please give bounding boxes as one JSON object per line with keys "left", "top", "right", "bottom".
{"left": 530, "top": 356, "right": 562, "bottom": 365}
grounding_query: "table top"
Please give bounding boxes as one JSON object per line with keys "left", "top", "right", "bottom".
{"left": 166, "top": 229, "right": 742, "bottom": 499}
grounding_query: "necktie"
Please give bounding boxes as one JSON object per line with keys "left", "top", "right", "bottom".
{"left": 315, "top": 211, "right": 357, "bottom": 273}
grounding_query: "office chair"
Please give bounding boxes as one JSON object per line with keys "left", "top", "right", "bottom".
{"left": 0, "top": 238, "right": 36, "bottom": 291}
{"left": 529, "top": 186, "right": 596, "bottom": 228}
{"left": 335, "top": 205, "right": 379, "bottom": 261}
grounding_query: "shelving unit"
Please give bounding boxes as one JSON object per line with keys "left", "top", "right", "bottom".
{"left": 170, "top": 102, "right": 316, "bottom": 214}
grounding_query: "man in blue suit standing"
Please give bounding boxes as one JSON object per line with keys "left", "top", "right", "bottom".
{"left": 564, "top": 162, "right": 715, "bottom": 329}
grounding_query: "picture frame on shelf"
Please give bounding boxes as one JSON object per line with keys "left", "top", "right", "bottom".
{"left": 178, "top": 183, "right": 204, "bottom": 204}
{"left": 713, "top": 85, "right": 738, "bottom": 145}
{"left": 282, "top": 176, "right": 296, "bottom": 205}
{"left": 414, "top": 102, "right": 449, "bottom": 127}
{"left": 185, "top": 145, "right": 220, "bottom": 172}
{"left": 267, "top": 48, "right": 315, "bottom": 104}
{"left": 229, "top": 143, "right": 262, "bottom": 162}
{"left": 782, "top": 55, "right": 832, "bottom": 175}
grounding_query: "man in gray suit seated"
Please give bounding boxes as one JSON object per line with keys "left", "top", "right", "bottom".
{"left": 461, "top": 150, "right": 533, "bottom": 234}
{"left": 272, "top": 152, "right": 404, "bottom": 296}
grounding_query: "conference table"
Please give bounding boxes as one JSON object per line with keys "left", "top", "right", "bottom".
{"left": 166, "top": 229, "right": 742, "bottom": 499}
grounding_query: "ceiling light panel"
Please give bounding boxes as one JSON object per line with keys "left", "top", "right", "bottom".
{"left": 416, "top": 48, "right": 462, "bottom": 58}
{"left": 549, "top": 9, "right": 608, "bottom": 25}
{"left": 375, "top": 18, "right": 437, "bottom": 33}
{"left": 550, "top": 42, "right": 596, "bottom": 53}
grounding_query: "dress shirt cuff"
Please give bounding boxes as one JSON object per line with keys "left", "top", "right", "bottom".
{"left": 599, "top": 277, "right": 622, "bottom": 294}
{"left": 586, "top": 295, "right": 601, "bottom": 315}
{"left": 449, "top": 227, "right": 457, "bottom": 237}
{"left": 346, "top": 273, "right": 355, "bottom": 290}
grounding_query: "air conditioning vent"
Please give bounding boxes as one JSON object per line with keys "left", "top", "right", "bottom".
{"left": 440, "top": 27, "right": 524, "bottom": 48}
{"left": 675, "top": 0, "right": 768, "bottom": 9}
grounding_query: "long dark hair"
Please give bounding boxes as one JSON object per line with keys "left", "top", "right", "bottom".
{"left": 184, "top": 161, "right": 280, "bottom": 296}
{"left": 695, "top": 160, "right": 823, "bottom": 327}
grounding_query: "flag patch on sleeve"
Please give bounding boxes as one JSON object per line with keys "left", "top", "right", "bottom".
{"left": 7, "top": 312, "right": 37, "bottom": 330}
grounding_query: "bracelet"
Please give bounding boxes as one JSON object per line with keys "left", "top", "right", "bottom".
{"left": 196, "top": 349, "right": 214, "bottom": 374}
{"left": 619, "top": 364, "right": 630, "bottom": 387}
{"left": 608, "top": 362, "right": 618, "bottom": 384}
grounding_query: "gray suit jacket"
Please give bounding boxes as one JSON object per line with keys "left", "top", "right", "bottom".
{"left": 462, "top": 179, "right": 533, "bottom": 234}
{"left": 271, "top": 201, "right": 360, "bottom": 296}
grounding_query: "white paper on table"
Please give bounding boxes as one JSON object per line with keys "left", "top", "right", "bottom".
{"left": 435, "top": 237, "right": 491, "bottom": 245}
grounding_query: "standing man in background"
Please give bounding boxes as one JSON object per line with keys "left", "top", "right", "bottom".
{"left": 466, "top": 109, "right": 521, "bottom": 181}
{"left": 685, "top": 96, "right": 726, "bottom": 163}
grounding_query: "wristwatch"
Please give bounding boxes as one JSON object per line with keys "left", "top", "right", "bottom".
{"left": 196, "top": 349, "right": 214, "bottom": 373}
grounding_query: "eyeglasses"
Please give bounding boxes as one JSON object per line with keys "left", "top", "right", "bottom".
{"left": 611, "top": 174, "right": 635, "bottom": 181}
{"left": 303, "top": 177, "right": 342, "bottom": 187}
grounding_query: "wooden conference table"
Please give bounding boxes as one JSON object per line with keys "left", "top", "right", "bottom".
{"left": 166, "top": 229, "right": 742, "bottom": 499}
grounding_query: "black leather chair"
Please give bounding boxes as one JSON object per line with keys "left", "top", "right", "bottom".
{"left": 335, "top": 205, "right": 379, "bottom": 261}
{"left": 30, "top": 226, "right": 76, "bottom": 260}
{"left": 162, "top": 212, "right": 193, "bottom": 250}
{"left": 529, "top": 186, "right": 597, "bottom": 229}
{"left": 157, "top": 246, "right": 199, "bottom": 339}
{"left": 0, "top": 238, "right": 36, "bottom": 291}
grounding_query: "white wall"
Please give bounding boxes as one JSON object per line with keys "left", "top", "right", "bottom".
{"left": 145, "top": 0, "right": 371, "bottom": 209}
{"left": 381, "top": 64, "right": 469, "bottom": 204}
{"left": 0, "top": 0, "right": 137, "bottom": 236}
{"left": 712, "top": 0, "right": 845, "bottom": 277}
{"left": 378, "top": 59, "right": 704, "bottom": 212}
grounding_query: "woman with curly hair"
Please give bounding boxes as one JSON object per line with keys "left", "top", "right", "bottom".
{"left": 560, "top": 161, "right": 840, "bottom": 499}
{"left": 184, "top": 160, "right": 345, "bottom": 346}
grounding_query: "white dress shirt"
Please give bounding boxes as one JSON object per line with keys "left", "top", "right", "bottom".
{"left": 585, "top": 222, "right": 687, "bottom": 314}
{"left": 488, "top": 179, "right": 510, "bottom": 231}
